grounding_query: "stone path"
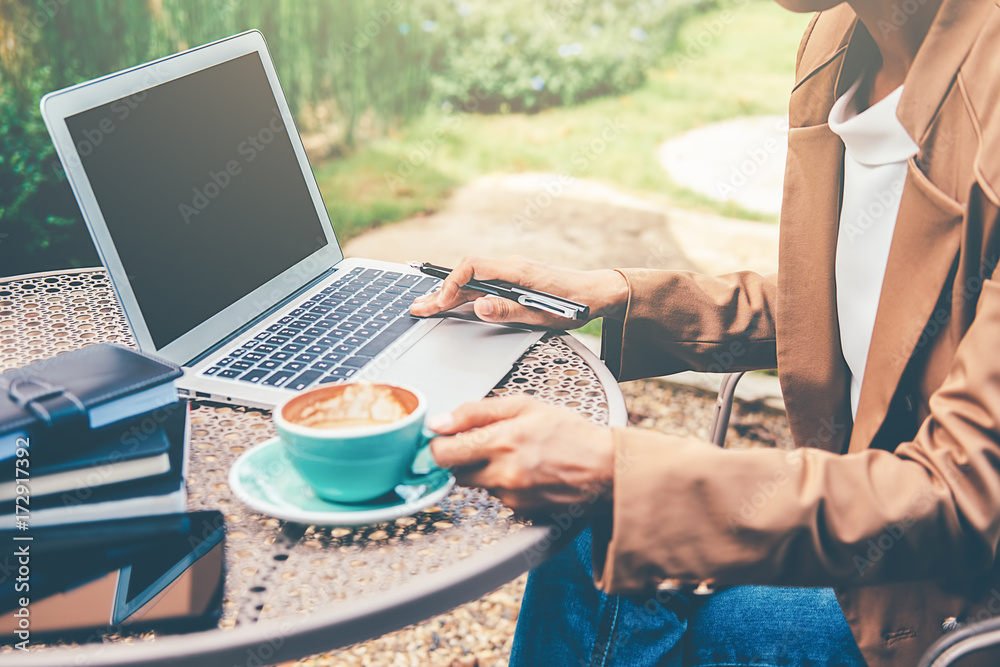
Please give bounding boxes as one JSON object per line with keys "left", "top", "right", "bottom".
{"left": 344, "top": 172, "right": 779, "bottom": 278}
{"left": 657, "top": 115, "right": 789, "bottom": 216}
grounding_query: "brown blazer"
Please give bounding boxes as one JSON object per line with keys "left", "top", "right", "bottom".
{"left": 595, "top": 0, "right": 1000, "bottom": 664}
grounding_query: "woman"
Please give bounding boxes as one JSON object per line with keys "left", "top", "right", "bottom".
{"left": 411, "top": 0, "right": 1000, "bottom": 664}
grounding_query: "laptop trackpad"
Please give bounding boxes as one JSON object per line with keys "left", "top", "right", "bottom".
{"left": 373, "top": 319, "right": 544, "bottom": 415}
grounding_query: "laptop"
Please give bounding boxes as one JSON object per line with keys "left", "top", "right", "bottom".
{"left": 40, "top": 30, "right": 542, "bottom": 414}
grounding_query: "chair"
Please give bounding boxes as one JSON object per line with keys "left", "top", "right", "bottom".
{"left": 709, "top": 372, "right": 997, "bottom": 667}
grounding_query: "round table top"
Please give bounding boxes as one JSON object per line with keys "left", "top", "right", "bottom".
{"left": 0, "top": 268, "right": 627, "bottom": 667}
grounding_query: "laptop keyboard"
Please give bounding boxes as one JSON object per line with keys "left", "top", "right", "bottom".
{"left": 202, "top": 267, "right": 441, "bottom": 391}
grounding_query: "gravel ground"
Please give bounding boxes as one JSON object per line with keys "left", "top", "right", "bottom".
{"left": 286, "top": 379, "right": 792, "bottom": 667}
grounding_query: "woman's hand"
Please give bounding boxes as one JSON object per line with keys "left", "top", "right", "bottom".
{"left": 428, "top": 395, "right": 615, "bottom": 513}
{"left": 409, "top": 255, "right": 628, "bottom": 328}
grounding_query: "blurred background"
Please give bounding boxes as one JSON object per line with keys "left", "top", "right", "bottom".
{"left": 0, "top": 0, "right": 806, "bottom": 279}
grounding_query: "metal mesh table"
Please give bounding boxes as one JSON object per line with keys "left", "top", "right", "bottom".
{"left": 0, "top": 268, "right": 627, "bottom": 666}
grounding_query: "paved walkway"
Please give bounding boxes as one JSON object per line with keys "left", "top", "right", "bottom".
{"left": 658, "top": 115, "right": 789, "bottom": 216}
{"left": 343, "top": 172, "right": 779, "bottom": 277}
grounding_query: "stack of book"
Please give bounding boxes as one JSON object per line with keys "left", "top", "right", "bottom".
{"left": 0, "top": 344, "right": 226, "bottom": 640}
{"left": 0, "top": 343, "right": 187, "bottom": 527}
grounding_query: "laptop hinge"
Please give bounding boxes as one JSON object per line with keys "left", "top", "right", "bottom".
{"left": 185, "top": 265, "right": 339, "bottom": 367}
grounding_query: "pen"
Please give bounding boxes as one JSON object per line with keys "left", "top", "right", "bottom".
{"left": 408, "top": 262, "right": 591, "bottom": 320}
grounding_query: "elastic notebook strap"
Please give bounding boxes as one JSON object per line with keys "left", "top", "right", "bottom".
{"left": 8, "top": 375, "right": 88, "bottom": 430}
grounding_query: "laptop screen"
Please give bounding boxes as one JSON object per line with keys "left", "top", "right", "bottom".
{"left": 65, "top": 53, "right": 328, "bottom": 349}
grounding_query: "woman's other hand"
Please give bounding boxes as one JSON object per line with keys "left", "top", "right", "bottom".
{"left": 428, "top": 395, "right": 615, "bottom": 513}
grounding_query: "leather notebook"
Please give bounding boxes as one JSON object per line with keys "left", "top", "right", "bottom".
{"left": 0, "top": 343, "right": 182, "bottom": 461}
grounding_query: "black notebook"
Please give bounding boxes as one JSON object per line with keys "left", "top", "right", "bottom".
{"left": 0, "top": 409, "right": 175, "bottom": 501}
{"left": 0, "top": 343, "right": 182, "bottom": 461}
{"left": 0, "top": 401, "right": 189, "bottom": 527}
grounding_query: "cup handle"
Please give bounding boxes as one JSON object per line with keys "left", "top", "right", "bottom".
{"left": 401, "top": 426, "right": 446, "bottom": 486}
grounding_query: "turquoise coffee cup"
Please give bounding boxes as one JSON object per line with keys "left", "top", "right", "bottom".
{"left": 273, "top": 383, "right": 442, "bottom": 503}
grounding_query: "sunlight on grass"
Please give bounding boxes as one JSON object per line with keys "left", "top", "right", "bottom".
{"left": 314, "top": 148, "right": 456, "bottom": 244}
{"left": 312, "top": 0, "right": 812, "bottom": 243}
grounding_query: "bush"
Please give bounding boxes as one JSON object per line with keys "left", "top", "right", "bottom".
{"left": 0, "top": 66, "right": 94, "bottom": 272}
{"left": 415, "top": 0, "right": 698, "bottom": 113}
{"left": 0, "top": 0, "right": 440, "bottom": 276}
{"left": 0, "top": 0, "right": 698, "bottom": 276}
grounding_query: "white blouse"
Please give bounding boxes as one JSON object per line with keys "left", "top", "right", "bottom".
{"left": 828, "top": 78, "right": 919, "bottom": 419}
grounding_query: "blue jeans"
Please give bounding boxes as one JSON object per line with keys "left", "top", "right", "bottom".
{"left": 510, "top": 528, "right": 867, "bottom": 666}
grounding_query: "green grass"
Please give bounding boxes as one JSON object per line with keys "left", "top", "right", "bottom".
{"left": 318, "top": 148, "right": 456, "bottom": 244}
{"left": 312, "top": 0, "right": 812, "bottom": 244}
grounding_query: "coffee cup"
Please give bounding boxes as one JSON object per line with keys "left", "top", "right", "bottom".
{"left": 273, "top": 382, "right": 443, "bottom": 503}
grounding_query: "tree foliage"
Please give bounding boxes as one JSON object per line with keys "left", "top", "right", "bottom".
{"left": 0, "top": 0, "right": 696, "bottom": 275}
